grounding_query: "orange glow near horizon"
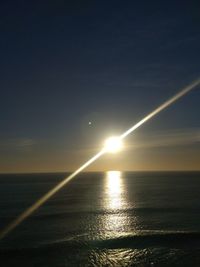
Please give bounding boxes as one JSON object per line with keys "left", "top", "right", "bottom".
{"left": 0, "top": 78, "right": 199, "bottom": 240}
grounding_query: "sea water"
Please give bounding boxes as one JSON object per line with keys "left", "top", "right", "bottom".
{"left": 0, "top": 171, "right": 200, "bottom": 266}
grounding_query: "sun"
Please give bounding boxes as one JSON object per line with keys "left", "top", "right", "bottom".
{"left": 104, "top": 136, "right": 123, "bottom": 153}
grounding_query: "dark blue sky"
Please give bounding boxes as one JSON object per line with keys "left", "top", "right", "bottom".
{"left": 0, "top": 0, "right": 200, "bottom": 172}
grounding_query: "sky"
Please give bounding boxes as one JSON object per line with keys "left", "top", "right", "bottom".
{"left": 0, "top": 0, "right": 200, "bottom": 172}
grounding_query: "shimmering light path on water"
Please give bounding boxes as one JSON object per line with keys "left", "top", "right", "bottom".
{"left": 0, "top": 78, "right": 199, "bottom": 239}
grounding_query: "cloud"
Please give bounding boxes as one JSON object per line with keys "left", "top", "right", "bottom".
{"left": 0, "top": 138, "right": 36, "bottom": 152}
{"left": 127, "top": 128, "right": 200, "bottom": 150}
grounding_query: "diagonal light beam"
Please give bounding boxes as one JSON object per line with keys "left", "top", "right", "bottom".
{"left": 0, "top": 78, "right": 199, "bottom": 240}
{"left": 0, "top": 149, "right": 105, "bottom": 239}
{"left": 120, "top": 78, "right": 200, "bottom": 139}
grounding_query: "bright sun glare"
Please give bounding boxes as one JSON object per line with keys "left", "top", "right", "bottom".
{"left": 104, "top": 136, "right": 123, "bottom": 153}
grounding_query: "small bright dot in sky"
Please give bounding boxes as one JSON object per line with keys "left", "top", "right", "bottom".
{"left": 104, "top": 136, "right": 123, "bottom": 153}
{"left": 88, "top": 121, "right": 92, "bottom": 125}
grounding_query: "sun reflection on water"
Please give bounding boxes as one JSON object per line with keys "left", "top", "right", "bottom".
{"left": 100, "top": 171, "right": 129, "bottom": 235}
{"left": 105, "top": 171, "right": 123, "bottom": 210}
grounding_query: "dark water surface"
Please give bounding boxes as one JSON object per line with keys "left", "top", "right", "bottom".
{"left": 0, "top": 171, "right": 200, "bottom": 266}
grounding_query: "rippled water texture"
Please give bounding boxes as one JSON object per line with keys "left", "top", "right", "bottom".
{"left": 0, "top": 171, "right": 200, "bottom": 266}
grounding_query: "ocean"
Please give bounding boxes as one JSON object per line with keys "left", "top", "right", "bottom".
{"left": 0, "top": 171, "right": 200, "bottom": 266}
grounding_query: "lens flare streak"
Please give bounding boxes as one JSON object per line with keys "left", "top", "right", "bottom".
{"left": 0, "top": 78, "right": 199, "bottom": 239}
{"left": 0, "top": 149, "right": 105, "bottom": 239}
{"left": 120, "top": 78, "right": 200, "bottom": 139}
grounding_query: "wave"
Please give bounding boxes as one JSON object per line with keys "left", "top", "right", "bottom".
{"left": 2, "top": 206, "right": 199, "bottom": 221}
{"left": 1, "top": 231, "right": 200, "bottom": 255}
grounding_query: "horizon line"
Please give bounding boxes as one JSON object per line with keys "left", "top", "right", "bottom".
{"left": 0, "top": 169, "right": 200, "bottom": 174}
